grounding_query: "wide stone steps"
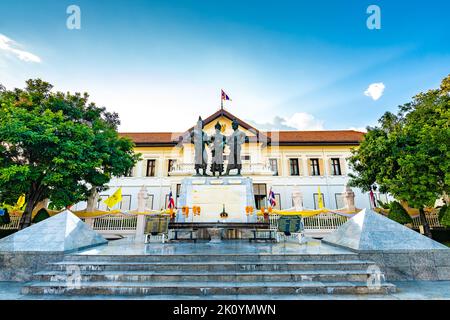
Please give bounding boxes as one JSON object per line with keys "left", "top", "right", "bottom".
{"left": 47, "top": 260, "right": 375, "bottom": 272}
{"left": 62, "top": 254, "right": 358, "bottom": 262}
{"left": 23, "top": 253, "right": 397, "bottom": 296}
{"left": 33, "top": 269, "right": 374, "bottom": 282}
{"left": 23, "top": 280, "right": 397, "bottom": 295}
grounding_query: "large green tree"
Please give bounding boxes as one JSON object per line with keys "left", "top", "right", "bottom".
{"left": 349, "top": 75, "right": 450, "bottom": 238}
{"left": 0, "top": 79, "right": 140, "bottom": 229}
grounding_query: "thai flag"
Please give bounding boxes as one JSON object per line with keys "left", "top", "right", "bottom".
{"left": 369, "top": 189, "right": 376, "bottom": 208}
{"left": 268, "top": 188, "right": 276, "bottom": 207}
{"left": 221, "top": 89, "right": 231, "bottom": 101}
{"left": 168, "top": 191, "right": 175, "bottom": 209}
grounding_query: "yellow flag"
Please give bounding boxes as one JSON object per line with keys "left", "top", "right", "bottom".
{"left": 317, "top": 186, "right": 324, "bottom": 209}
{"left": 16, "top": 194, "right": 26, "bottom": 209}
{"left": 103, "top": 188, "right": 122, "bottom": 209}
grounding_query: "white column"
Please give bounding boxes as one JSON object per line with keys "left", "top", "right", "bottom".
{"left": 135, "top": 215, "right": 146, "bottom": 237}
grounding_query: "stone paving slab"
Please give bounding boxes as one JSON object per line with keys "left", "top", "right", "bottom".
{"left": 75, "top": 237, "right": 354, "bottom": 256}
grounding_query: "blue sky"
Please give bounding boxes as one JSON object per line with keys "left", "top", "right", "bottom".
{"left": 0, "top": 0, "right": 449, "bottom": 132}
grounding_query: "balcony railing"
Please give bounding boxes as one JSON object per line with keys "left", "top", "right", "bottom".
{"left": 90, "top": 215, "right": 138, "bottom": 231}
{"left": 169, "top": 162, "right": 275, "bottom": 176}
{"left": 0, "top": 215, "right": 21, "bottom": 230}
{"left": 411, "top": 212, "right": 442, "bottom": 228}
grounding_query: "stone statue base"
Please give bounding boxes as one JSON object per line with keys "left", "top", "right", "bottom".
{"left": 207, "top": 228, "right": 223, "bottom": 243}
{"left": 175, "top": 177, "right": 257, "bottom": 223}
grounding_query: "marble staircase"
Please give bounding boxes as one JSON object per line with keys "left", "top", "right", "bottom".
{"left": 22, "top": 252, "right": 396, "bottom": 296}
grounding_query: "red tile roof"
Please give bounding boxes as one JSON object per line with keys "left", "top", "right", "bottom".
{"left": 119, "top": 132, "right": 182, "bottom": 145}
{"left": 267, "top": 130, "right": 365, "bottom": 145}
{"left": 120, "top": 130, "right": 364, "bottom": 146}
{"left": 119, "top": 108, "right": 364, "bottom": 146}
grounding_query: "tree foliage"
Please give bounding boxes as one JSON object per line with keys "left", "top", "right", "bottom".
{"left": 439, "top": 205, "right": 450, "bottom": 228}
{"left": 0, "top": 79, "right": 140, "bottom": 229}
{"left": 349, "top": 75, "right": 450, "bottom": 237}
{"left": 31, "top": 208, "right": 50, "bottom": 224}
{"left": 388, "top": 201, "right": 412, "bottom": 225}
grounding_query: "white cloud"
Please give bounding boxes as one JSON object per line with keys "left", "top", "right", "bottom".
{"left": 247, "top": 112, "right": 324, "bottom": 131}
{"left": 347, "top": 126, "right": 367, "bottom": 133}
{"left": 364, "top": 82, "right": 385, "bottom": 100}
{"left": 282, "top": 112, "right": 324, "bottom": 130}
{"left": 0, "top": 34, "right": 41, "bottom": 63}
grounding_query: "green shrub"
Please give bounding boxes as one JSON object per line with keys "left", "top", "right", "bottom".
{"left": 377, "top": 200, "right": 390, "bottom": 209}
{"left": 388, "top": 201, "right": 413, "bottom": 224}
{"left": 439, "top": 205, "right": 450, "bottom": 228}
{"left": 32, "top": 208, "right": 50, "bottom": 224}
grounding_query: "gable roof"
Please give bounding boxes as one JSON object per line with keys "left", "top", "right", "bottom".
{"left": 184, "top": 108, "right": 268, "bottom": 143}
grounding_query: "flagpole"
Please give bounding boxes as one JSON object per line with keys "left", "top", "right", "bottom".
{"left": 220, "top": 89, "right": 223, "bottom": 110}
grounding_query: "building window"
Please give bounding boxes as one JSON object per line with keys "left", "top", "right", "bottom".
{"left": 176, "top": 184, "right": 181, "bottom": 206}
{"left": 98, "top": 195, "right": 109, "bottom": 211}
{"left": 146, "top": 159, "right": 156, "bottom": 177}
{"left": 98, "top": 194, "right": 131, "bottom": 210}
{"left": 253, "top": 183, "right": 267, "bottom": 210}
{"left": 289, "top": 159, "right": 299, "bottom": 176}
{"left": 335, "top": 193, "right": 345, "bottom": 209}
{"left": 331, "top": 158, "right": 342, "bottom": 176}
{"left": 242, "top": 155, "right": 251, "bottom": 161}
{"left": 310, "top": 158, "right": 320, "bottom": 176}
{"left": 146, "top": 194, "right": 154, "bottom": 210}
{"left": 274, "top": 193, "right": 281, "bottom": 210}
{"left": 168, "top": 159, "right": 176, "bottom": 175}
{"left": 313, "top": 193, "right": 326, "bottom": 210}
{"left": 269, "top": 159, "right": 278, "bottom": 176}
{"left": 120, "top": 195, "right": 132, "bottom": 210}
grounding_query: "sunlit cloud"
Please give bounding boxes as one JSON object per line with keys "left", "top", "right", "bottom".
{"left": 0, "top": 34, "right": 41, "bottom": 63}
{"left": 347, "top": 126, "right": 367, "bottom": 133}
{"left": 247, "top": 112, "right": 324, "bottom": 131}
{"left": 364, "top": 82, "right": 385, "bottom": 101}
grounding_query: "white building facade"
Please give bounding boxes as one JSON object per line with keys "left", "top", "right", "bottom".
{"left": 73, "top": 109, "right": 379, "bottom": 214}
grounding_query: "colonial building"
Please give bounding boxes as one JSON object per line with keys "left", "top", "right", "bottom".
{"left": 77, "top": 109, "right": 377, "bottom": 213}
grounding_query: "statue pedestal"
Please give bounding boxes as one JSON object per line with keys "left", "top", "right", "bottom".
{"left": 176, "top": 176, "right": 257, "bottom": 223}
{"left": 207, "top": 228, "right": 223, "bottom": 243}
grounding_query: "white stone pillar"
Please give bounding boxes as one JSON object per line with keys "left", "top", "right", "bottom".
{"left": 292, "top": 187, "right": 303, "bottom": 211}
{"left": 137, "top": 185, "right": 148, "bottom": 212}
{"left": 135, "top": 215, "right": 146, "bottom": 237}
{"left": 343, "top": 184, "right": 356, "bottom": 211}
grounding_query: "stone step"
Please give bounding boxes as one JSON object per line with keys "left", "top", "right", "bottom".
{"left": 66, "top": 253, "right": 358, "bottom": 263}
{"left": 34, "top": 269, "right": 375, "bottom": 283}
{"left": 23, "top": 280, "right": 397, "bottom": 295}
{"left": 48, "top": 260, "right": 376, "bottom": 272}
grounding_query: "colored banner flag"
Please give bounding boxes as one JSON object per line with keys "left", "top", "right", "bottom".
{"left": 268, "top": 187, "right": 276, "bottom": 207}
{"left": 103, "top": 188, "right": 122, "bottom": 209}
{"left": 369, "top": 189, "right": 377, "bottom": 208}
{"left": 16, "top": 194, "right": 26, "bottom": 209}
{"left": 221, "top": 89, "right": 231, "bottom": 101}
{"left": 168, "top": 191, "right": 175, "bottom": 209}
{"left": 317, "top": 187, "right": 324, "bottom": 209}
